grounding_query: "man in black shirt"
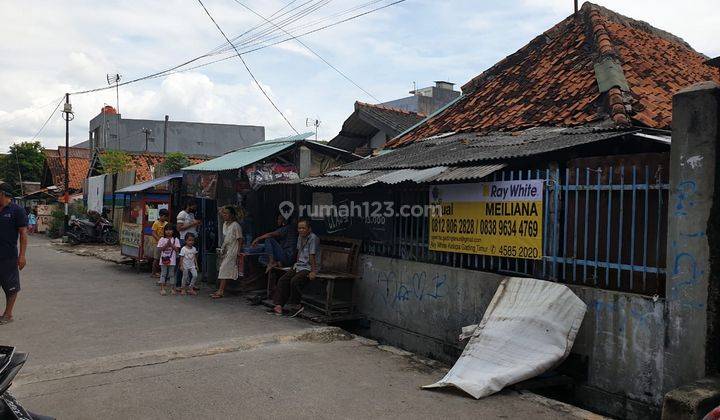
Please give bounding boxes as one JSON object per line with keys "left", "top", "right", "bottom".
{"left": 0, "top": 183, "right": 27, "bottom": 324}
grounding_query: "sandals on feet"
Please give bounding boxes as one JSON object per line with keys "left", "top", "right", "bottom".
{"left": 0, "top": 317, "right": 13, "bottom": 325}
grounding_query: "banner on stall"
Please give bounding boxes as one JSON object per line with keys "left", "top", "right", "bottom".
{"left": 183, "top": 172, "right": 218, "bottom": 199}
{"left": 428, "top": 180, "right": 543, "bottom": 259}
{"left": 120, "top": 223, "right": 142, "bottom": 248}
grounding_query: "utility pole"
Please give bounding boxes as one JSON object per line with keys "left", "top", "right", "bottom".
{"left": 142, "top": 128, "right": 152, "bottom": 152}
{"left": 163, "top": 115, "right": 169, "bottom": 154}
{"left": 61, "top": 93, "right": 74, "bottom": 231}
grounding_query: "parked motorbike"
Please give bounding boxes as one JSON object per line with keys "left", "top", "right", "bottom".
{"left": 0, "top": 346, "right": 54, "bottom": 420}
{"left": 67, "top": 212, "right": 119, "bottom": 246}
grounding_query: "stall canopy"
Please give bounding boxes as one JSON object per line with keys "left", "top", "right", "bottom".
{"left": 115, "top": 173, "right": 182, "bottom": 193}
{"left": 182, "top": 132, "right": 357, "bottom": 172}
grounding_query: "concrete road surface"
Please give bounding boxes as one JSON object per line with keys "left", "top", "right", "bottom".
{"left": 1, "top": 236, "right": 593, "bottom": 419}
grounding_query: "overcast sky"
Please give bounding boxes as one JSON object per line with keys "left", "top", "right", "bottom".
{"left": 1, "top": 0, "right": 718, "bottom": 153}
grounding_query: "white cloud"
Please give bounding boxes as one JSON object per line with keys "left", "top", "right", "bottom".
{"left": 0, "top": 0, "right": 718, "bottom": 153}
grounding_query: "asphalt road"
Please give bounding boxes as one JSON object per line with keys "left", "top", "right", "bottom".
{"left": 2, "top": 236, "right": 590, "bottom": 419}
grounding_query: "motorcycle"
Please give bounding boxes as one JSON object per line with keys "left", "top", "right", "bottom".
{"left": 0, "top": 346, "right": 54, "bottom": 420}
{"left": 67, "top": 212, "right": 119, "bottom": 246}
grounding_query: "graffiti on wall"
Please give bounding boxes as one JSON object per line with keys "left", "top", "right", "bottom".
{"left": 368, "top": 266, "right": 448, "bottom": 308}
{"left": 671, "top": 177, "right": 706, "bottom": 310}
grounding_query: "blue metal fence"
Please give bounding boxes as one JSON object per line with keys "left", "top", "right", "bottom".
{"left": 361, "top": 162, "right": 670, "bottom": 296}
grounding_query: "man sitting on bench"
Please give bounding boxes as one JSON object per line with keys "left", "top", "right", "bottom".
{"left": 246, "top": 213, "right": 297, "bottom": 272}
{"left": 270, "top": 218, "right": 319, "bottom": 317}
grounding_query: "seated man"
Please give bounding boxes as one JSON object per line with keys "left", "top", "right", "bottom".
{"left": 245, "top": 213, "right": 297, "bottom": 272}
{"left": 270, "top": 218, "right": 319, "bottom": 317}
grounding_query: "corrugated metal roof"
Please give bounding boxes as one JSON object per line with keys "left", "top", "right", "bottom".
{"left": 301, "top": 164, "right": 506, "bottom": 189}
{"left": 429, "top": 163, "right": 507, "bottom": 182}
{"left": 183, "top": 132, "right": 359, "bottom": 172}
{"left": 265, "top": 132, "right": 315, "bottom": 143}
{"left": 325, "top": 169, "right": 370, "bottom": 177}
{"left": 302, "top": 170, "right": 395, "bottom": 189}
{"left": 343, "top": 126, "right": 638, "bottom": 170}
{"left": 116, "top": 173, "right": 182, "bottom": 193}
{"left": 373, "top": 167, "right": 447, "bottom": 184}
{"left": 183, "top": 141, "right": 297, "bottom": 172}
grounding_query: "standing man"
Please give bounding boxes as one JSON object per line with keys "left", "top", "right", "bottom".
{"left": 0, "top": 183, "right": 27, "bottom": 325}
{"left": 177, "top": 200, "right": 201, "bottom": 244}
{"left": 176, "top": 200, "right": 201, "bottom": 287}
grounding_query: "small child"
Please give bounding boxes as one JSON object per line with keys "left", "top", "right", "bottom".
{"left": 178, "top": 233, "right": 200, "bottom": 296}
{"left": 157, "top": 224, "right": 180, "bottom": 296}
{"left": 151, "top": 209, "right": 170, "bottom": 278}
{"left": 27, "top": 209, "right": 37, "bottom": 235}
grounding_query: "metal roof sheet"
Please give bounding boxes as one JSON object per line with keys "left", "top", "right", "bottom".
{"left": 116, "top": 173, "right": 182, "bottom": 193}
{"left": 301, "top": 164, "right": 506, "bottom": 189}
{"left": 373, "top": 167, "right": 448, "bottom": 184}
{"left": 342, "top": 126, "right": 638, "bottom": 170}
{"left": 325, "top": 169, "right": 370, "bottom": 177}
{"left": 265, "top": 132, "right": 316, "bottom": 143}
{"left": 429, "top": 163, "right": 507, "bottom": 182}
{"left": 302, "top": 170, "right": 395, "bottom": 189}
{"left": 184, "top": 132, "right": 359, "bottom": 172}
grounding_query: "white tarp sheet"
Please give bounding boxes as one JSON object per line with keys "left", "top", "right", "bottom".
{"left": 87, "top": 174, "right": 105, "bottom": 213}
{"left": 423, "top": 277, "right": 586, "bottom": 399}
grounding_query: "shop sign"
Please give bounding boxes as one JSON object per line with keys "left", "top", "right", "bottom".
{"left": 429, "top": 181, "right": 543, "bottom": 259}
{"left": 120, "top": 223, "right": 142, "bottom": 248}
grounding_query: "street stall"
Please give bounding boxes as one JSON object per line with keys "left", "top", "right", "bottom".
{"left": 115, "top": 173, "right": 182, "bottom": 262}
{"left": 181, "top": 133, "right": 360, "bottom": 287}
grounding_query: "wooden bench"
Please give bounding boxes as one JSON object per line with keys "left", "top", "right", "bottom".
{"left": 271, "top": 236, "right": 361, "bottom": 317}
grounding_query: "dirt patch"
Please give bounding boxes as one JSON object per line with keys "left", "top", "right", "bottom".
{"left": 51, "top": 241, "right": 130, "bottom": 264}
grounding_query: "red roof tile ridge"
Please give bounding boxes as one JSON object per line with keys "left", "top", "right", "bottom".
{"left": 354, "top": 101, "right": 426, "bottom": 117}
{"left": 585, "top": 3, "right": 631, "bottom": 126}
{"left": 583, "top": 2, "right": 700, "bottom": 53}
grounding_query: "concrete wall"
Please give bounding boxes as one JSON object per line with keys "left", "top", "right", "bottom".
{"left": 380, "top": 86, "right": 460, "bottom": 116}
{"left": 569, "top": 286, "right": 666, "bottom": 416}
{"left": 86, "top": 113, "right": 264, "bottom": 156}
{"left": 663, "top": 82, "right": 720, "bottom": 392}
{"left": 357, "top": 255, "right": 667, "bottom": 416}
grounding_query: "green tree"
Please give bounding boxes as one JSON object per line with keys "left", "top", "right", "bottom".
{"left": 99, "top": 150, "right": 132, "bottom": 174}
{"left": 0, "top": 141, "right": 45, "bottom": 195}
{"left": 156, "top": 152, "right": 190, "bottom": 176}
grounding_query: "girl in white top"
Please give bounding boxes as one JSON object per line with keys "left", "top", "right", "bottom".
{"left": 179, "top": 233, "right": 200, "bottom": 295}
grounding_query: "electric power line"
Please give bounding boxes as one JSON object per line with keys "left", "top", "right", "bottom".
{"left": 26, "top": 0, "right": 407, "bottom": 144}
{"left": 196, "top": 0, "right": 299, "bottom": 134}
{"left": 68, "top": 0, "right": 403, "bottom": 96}
{"left": 30, "top": 96, "right": 65, "bottom": 142}
{"left": 231, "top": 0, "right": 380, "bottom": 102}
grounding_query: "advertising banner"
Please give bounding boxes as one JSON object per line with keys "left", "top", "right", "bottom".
{"left": 428, "top": 180, "right": 543, "bottom": 259}
{"left": 183, "top": 172, "right": 218, "bottom": 199}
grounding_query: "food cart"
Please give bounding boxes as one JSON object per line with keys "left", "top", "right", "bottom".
{"left": 115, "top": 173, "right": 182, "bottom": 261}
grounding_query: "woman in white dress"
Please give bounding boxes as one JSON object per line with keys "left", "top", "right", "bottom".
{"left": 211, "top": 206, "right": 243, "bottom": 299}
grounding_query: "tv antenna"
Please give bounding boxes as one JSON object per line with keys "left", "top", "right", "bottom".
{"left": 306, "top": 118, "right": 321, "bottom": 141}
{"left": 106, "top": 73, "right": 122, "bottom": 113}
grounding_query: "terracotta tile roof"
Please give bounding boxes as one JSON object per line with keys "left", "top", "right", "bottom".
{"left": 329, "top": 102, "right": 425, "bottom": 152}
{"left": 43, "top": 147, "right": 92, "bottom": 191}
{"left": 355, "top": 102, "right": 426, "bottom": 133}
{"left": 389, "top": 2, "right": 720, "bottom": 147}
{"left": 121, "top": 152, "right": 210, "bottom": 183}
